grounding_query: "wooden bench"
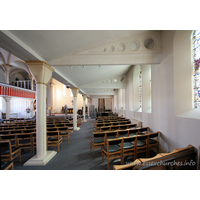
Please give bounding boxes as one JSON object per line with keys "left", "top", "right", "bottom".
{"left": 113, "top": 145, "right": 196, "bottom": 170}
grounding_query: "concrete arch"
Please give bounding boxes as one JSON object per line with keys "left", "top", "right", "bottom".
{"left": 10, "top": 60, "right": 31, "bottom": 75}
{"left": 0, "top": 52, "right": 6, "bottom": 65}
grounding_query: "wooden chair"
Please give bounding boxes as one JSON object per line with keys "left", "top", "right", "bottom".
{"left": 47, "top": 127, "right": 58, "bottom": 132}
{"left": 128, "top": 129, "right": 138, "bottom": 136}
{"left": 47, "top": 131, "right": 63, "bottom": 152}
{"left": 17, "top": 133, "right": 33, "bottom": 154}
{"left": 111, "top": 122, "right": 119, "bottom": 126}
{"left": 101, "top": 138, "right": 123, "bottom": 170}
{"left": 136, "top": 135, "right": 149, "bottom": 159}
{"left": 47, "top": 124, "right": 55, "bottom": 128}
{"left": 122, "top": 136, "right": 137, "bottom": 163}
{"left": 94, "top": 123, "right": 104, "bottom": 132}
{"left": 67, "top": 123, "right": 74, "bottom": 137}
{"left": 2, "top": 112, "right": 6, "bottom": 119}
{"left": 128, "top": 123, "right": 137, "bottom": 129}
{"left": 56, "top": 124, "right": 65, "bottom": 127}
{"left": 58, "top": 127, "right": 70, "bottom": 143}
{"left": 105, "top": 131, "right": 118, "bottom": 141}
{"left": 104, "top": 123, "right": 111, "bottom": 127}
{"left": 147, "top": 131, "right": 160, "bottom": 157}
{"left": 90, "top": 132, "right": 105, "bottom": 156}
{"left": 1, "top": 161, "right": 14, "bottom": 170}
{"left": 0, "top": 140, "right": 21, "bottom": 162}
{"left": 0, "top": 134, "right": 17, "bottom": 148}
{"left": 10, "top": 130, "right": 23, "bottom": 135}
{"left": 25, "top": 126, "right": 36, "bottom": 130}
{"left": 110, "top": 126, "right": 119, "bottom": 131}
{"left": 117, "top": 130, "right": 129, "bottom": 138}
{"left": 118, "top": 124, "right": 129, "bottom": 130}
{"left": 100, "top": 126, "right": 110, "bottom": 132}
{"left": 138, "top": 127, "right": 149, "bottom": 135}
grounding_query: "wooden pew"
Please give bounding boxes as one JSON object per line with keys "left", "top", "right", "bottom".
{"left": 113, "top": 145, "right": 196, "bottom": 170}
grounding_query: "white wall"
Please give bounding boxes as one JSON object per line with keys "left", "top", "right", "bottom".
{"left": 91, "top": 98, "right": 98, "bottom": 110}
{"left": 0, "top": 68, "right": 6, "bottom": 83}
{"left": 114, "top": 30, "right": 200, "bottom": 153}
{"left": 105, "top": 98, "right": 112, "bottom": 110}
{"left": 0, "top": 97, "right": 33, "bottom": 119}
{"left": 51, "top": 78, "right": 84, "bottom": 113}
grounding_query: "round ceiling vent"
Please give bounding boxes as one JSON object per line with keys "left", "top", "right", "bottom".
{"left": 144, "top": 38, "right": 155, "bottom": 50}
{"left": 118, "top": 43, "right": 126, "bottom": 51}
{"left": 129, "top": 40, "right": 139, "bottom": 51}
{"left": 109, "top": 46, "right": 115, "bottom": 52}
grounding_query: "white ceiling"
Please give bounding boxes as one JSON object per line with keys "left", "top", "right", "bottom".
{"left": 0, "top": 30, "right": 161, "bottom": 97}
{"left": 8, "top": 30, "right": 148, "bottom": 62}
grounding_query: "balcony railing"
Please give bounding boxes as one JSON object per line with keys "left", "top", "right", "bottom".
{"left": 0, "top": 82, "right": 36, "bottom": 99}
{"left": 11, "top": 80, "right": 36, "bottom": 91}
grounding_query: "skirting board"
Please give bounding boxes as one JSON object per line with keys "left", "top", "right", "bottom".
{"left": 23, "top": 151, "right": 57, "bottom": 166}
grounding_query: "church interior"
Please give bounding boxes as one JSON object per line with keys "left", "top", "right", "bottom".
{"left": 1, "top": 30, "right": 199, "bottom": 171}
{"left": 0, "top": 2, "right": 199, "bottom": 198}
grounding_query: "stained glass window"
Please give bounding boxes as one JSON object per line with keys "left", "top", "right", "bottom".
{"left": 193, "top": 30, "right": 200, "bottom": 109}
{"left": 139, "top": 66, "right": 142, "bottom": 110}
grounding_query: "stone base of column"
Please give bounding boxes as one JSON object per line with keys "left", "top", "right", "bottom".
{"left": 84, "top": 120, "right": 87, "bottom": 122}
{"left": 23, "top": 151, "right": 57, "bottom": 166}
{"left": 74, "top": 127, "right": 80, "bottom": 131}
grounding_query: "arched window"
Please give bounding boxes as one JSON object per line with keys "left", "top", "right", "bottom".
{"left": 193, "top": 30, "right": 200, "bottom": 109}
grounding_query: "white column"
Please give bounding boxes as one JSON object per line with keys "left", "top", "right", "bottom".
{"left": 82, "top": 94, "right": 87, "bottom": 122}
{"left": 24, "top": 61, "right": 56, "bottom": 166}
{"left": 36, "top": 83, "right": 47, "bottom": 158}
{"left": 71, "top": 87, "right": 80, "bottom": 131}
{"left": 87, "top": 98, "right": 91, "bottom": 118}
{"left": 50, "top": 78, "right": 54, "bottom": 113}
{"left": 3, "top": 97, "right": 11, "bottom": 119}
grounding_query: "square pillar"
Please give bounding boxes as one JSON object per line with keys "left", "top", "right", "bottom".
{"left": 24, "top": 61, "right": 57, "bottom": 166}
{"left": 71, "top": 87, "right": 80, "bottom": 131}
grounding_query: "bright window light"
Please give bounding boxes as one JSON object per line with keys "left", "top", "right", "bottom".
{"left": 63, "top": 84, "right": 66, "bottom": 97}
{"left": 70, "top": 89, "right": 73, "bottom": 97}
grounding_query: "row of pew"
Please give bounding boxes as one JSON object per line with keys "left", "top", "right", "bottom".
{"left": 0, "top": 119, "right": 75, "bottom": 169}
{"left": 101, "top": 132, "right": 160, "bottom": 170}
{"left": 92, "top": 116, "right": 159, "bottom": 169}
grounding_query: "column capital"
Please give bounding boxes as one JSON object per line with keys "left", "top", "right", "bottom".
{"left": 71, "top": 87, "right": 79, "bottom": 97}
{"left": 28, "top": 74, "right": 34, "bottom": 79}
{"left": 82, "top": 94, "right": 87, "bottom": 100}
{"left": 3, "top": 96, "right": 12, "bottom": 102}
{"left": 25, "top": 61, "right": 54, "bottom": 85}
